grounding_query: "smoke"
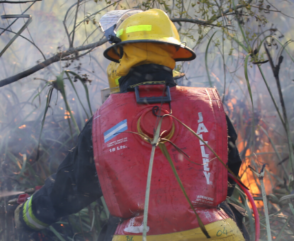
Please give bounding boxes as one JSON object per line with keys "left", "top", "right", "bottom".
{"left": 179, "top": 1, "right": 294, "bottom": 198}
{"left": 0, "top": 0, "right": 294, "bottom": 239}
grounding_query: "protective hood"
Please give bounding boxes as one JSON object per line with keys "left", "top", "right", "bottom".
{"left": 116, "top": 42, "right": 176, "bottom": 76}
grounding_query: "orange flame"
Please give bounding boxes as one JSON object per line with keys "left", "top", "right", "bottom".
{"left": 64, "top": 110, "right": 70, "bottom": 119}
{"left": 19, "top": 125, "right": 26, "bottom": 129}
{"left": 64, "top": 110, "right": 75, "bottom": 119}
{"left": 238, "top": 140, "right": 274, "bottom": 208}
{"left": 227, "top": 97, "right": 277, "bottom": 209}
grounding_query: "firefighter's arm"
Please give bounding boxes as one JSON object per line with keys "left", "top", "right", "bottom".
{"left": 226, "top": 115, "right": 242, "bottom": 176}
{"left": 15, "top": 117, "right": 103, "bottom": 230}
{"left": 226, "top": 115, "right": 243, "bottom": 196}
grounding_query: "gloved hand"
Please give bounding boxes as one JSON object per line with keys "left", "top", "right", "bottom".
{"left": 14, "top": 203, "right": 37, "bottom": 241}
{"left": 14, "top": 203, "right": 23, "bottom": 230}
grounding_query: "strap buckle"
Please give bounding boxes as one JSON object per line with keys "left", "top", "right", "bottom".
{"left": 135, "top": 85, "right": 172, "bottom": 104}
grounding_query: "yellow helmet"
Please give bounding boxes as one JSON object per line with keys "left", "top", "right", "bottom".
{"left": 104, "top": 9, "right": 196, "bottom": 62}
{"left": 107, "top": 61, "right": 120, "bottom": 93}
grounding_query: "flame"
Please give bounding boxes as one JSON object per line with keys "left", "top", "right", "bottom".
{"left": 227, "top": 99, "right": 236, "bottom": 113}
{"left": 19, "top": 124, "right": 26, "bottom": 129}
{"left": 240, "top": 150, "right": 257, "bottom": 194}
{"left": 64, "top": 110, "right": 70, "bottom": 119}
{"left": 64, "top": 110, "right": 75, "bottom": 119}
{"left": 226, "top": 96, "right": 278, "bottom": 210}
{"left": 239, "top": 149, "right": 263, "bottom": 208}
{"left": 239, "top": 142, "right": 276, "bottom": 208}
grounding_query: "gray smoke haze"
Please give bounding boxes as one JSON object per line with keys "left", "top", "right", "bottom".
{"left": 0, "top": 0, "right": 294, "bottom": 239}
{"left": 0, "top": 0, "right": 293, "bottom": 199}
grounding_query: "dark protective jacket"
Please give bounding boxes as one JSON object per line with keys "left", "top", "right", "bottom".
{"left": 19, "top": 64, "right": 246, "bottom": 240}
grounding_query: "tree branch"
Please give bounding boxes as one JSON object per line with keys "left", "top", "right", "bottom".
{"left": 63, "top": 0, "right": 86, "bottom": 47}
{"left": 171, "top": 0, "right": 253, "bottom": 26}
{"left": 0, "top": 27, "right": 46, "bottom": 60}
{"left": 0, "top": 0, "right": 41, "bottom": 3}
{"left": 69, "top": 0, "right": 121, "bottom": 36}
{"left": 71, "top": 0, "right": 80, "bottom": 48}
{"left": 171, "top": 17, "right": 216, "bottom": 26}
{"left": 0, "top": 37, "right": 107, "bottom": 88}
{"left": 0, "top": 1, "right": 36, "bottom": 36}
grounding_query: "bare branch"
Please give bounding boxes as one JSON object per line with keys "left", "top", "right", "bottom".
{"left": 0, "top": 1, "right": 36, "bottom": 36}
{"left": 0, "top": 37, "right": 107, "bottom": 87}
{"left": 60, "top": 48, "right": 93, "bottom": 61}
{"left": 171, "top": 0, "right": 253, "bottom": 26}
{"left": 171, "top": 17, "right": 219, "bottom": 26}
{"left": 265, "top": 0, "right": 294, "bottom": 19}
{"left": 0, "top": 0, "right": 41, "bottom": 3}
{"left": 68, "top": 0, "right": 121, "bottom": 37}
{"left": 0, "top": 27, "right": 46, "bottom": 60}
{"left": 71, "top": 0, "right": 81, "bottom": 48}
{"left": 63, "top": 0, "right": 86, "bottom": 47}
{"left": 0, "top": 14, "right": 32, "bottom": 57}
{"left": 250, "top": 5, "right": 280, "bottom": 12}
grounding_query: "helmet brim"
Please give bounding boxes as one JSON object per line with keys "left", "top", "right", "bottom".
{"left": 104, "top": 40, "right": 196, "bottom": 62}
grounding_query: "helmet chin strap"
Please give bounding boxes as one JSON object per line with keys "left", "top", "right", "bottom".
{"left": 118, "top": 46, "right": 124, "bottom": 59}
{"left": 113, "top": 45, "right": 124, "bottom": 59}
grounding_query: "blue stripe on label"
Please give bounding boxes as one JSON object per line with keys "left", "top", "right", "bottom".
{"left": 104, "top": 119, "right": 128, "bottom": 143}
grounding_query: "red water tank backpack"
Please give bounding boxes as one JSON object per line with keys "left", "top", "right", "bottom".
{"left": 92, "top": 85, "right": 229, "bottom": 235}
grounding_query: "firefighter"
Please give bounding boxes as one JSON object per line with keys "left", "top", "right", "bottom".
{"left": 15, "top": 9, "right": 248, "bottom": 241}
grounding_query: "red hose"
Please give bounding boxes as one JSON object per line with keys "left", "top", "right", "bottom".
{"left": 228, "top": 173, "right": 260, "bottom": 241}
